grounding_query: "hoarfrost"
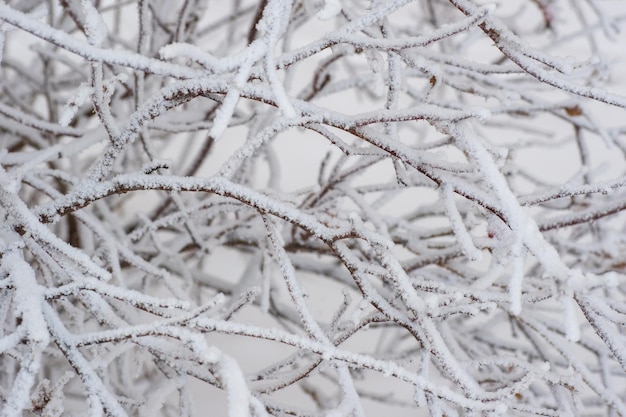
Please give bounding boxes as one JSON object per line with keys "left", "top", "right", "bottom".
{"left": 81, "top": 0, "right": 108, "bottom": 46}
{"left": 1, "top": 0, "right": 626, "bottom": 415}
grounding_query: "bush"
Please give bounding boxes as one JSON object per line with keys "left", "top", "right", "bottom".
{"left": 1, "top": 0, "right": 626, "bottom": 416}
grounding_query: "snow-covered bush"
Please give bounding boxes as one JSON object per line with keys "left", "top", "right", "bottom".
{"left": 2, "top": 0, "right": 626, "bottom": 415}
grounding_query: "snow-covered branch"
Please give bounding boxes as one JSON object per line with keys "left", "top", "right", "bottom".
{"left": 1, "top": 0, "right": 626, "bottom": 416}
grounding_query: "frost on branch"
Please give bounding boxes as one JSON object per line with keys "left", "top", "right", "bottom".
{"left": 2, "top": 0, "right": 626, "bottom": 416}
